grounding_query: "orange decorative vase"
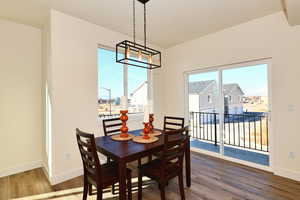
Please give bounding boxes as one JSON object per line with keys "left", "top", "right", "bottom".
{"left": 120, "top": 110, "right": 129, "bottom": 138}
{"left": 149, "top": 114, "right": 154, "bottom": 133}
{"left": 143, "top": 122, "right": 150, "bottom": 139}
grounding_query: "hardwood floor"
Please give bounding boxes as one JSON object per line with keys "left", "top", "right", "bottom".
{"left": 1, "top": 152, "right": 300, "bottom": 200}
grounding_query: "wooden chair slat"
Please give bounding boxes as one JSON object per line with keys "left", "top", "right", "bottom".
{"left": 106, "top": 129, "right": 121, "bottom": 134}
{"left": 77, "top": 139, "right": 92, "bottom": 148}
{"left": 105, "top": 123, "right": 123, "bottom": 128}
{"left": 163, "top": 116, "right": 185, "bottom": 131}
{"left": 165, "top": 122, "right": 183, "bottom": 126}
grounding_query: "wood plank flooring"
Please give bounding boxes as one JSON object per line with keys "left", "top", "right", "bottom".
{"left": 1, "top": 152, "right": 300, "bottom": 200}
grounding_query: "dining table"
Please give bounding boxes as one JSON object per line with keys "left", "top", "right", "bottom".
{"left": 95, "top": 129, "right": 191, "bottom": 200}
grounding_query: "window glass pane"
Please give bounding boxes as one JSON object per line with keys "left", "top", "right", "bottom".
{"left": 98, "top": 48, "right": 124, "bottom": 116}
{"left": 128, "top": 67, "right": 148, "bottom": 113}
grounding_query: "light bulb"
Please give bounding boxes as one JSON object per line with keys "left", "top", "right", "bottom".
{"left": 149, "top": 55, "right": 153, "bottom": 64}
{"left": 138, "top": 50, "right": 142, "bottom": 61}
{"left": 126, "top": 47, "right": 130, "bottom": 58}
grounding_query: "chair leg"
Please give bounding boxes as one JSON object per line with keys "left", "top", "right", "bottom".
{"left": 127, "top": 173, "right": 132, "bottom": 200}
{"left": 178, "top": 173, "right": 185, "bottom": 200}
{"left": 138, "top": 158, "right": 142, "bottom": 168}
{"left": 83, "top": 176, "right": 88, "bottom": 200}
{"left": 88, "top": 184, "right": 93, "bottom": 195}
{"left": 148, "top": 155, "right": 152, "bottom": 162}
{"left": 112, "top": 184, "right": 116, "bottom": 194}
{"left": 159, "top": 182, "right": 166, "bottom": 200}
{"left": 96, "top": 186, "right": 103, "bottom": 200}
{"left": 138, "top": 170, "right": 143, "bottom": 200}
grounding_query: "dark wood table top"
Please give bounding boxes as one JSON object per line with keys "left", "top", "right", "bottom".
{"left": 95, "top": 129, "right": 186, "bottom": 162}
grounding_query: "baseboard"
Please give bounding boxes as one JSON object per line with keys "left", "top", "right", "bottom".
{"left": 274, "top": 167, "right": 300, "bottom": 182}
{"left": 0, "top": 160, "right": 42, "bottom": 178}
{"left": 49, "top": 167, "right": 83, "bottom": 185}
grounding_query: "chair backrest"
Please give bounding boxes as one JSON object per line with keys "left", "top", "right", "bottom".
{"left": 164, "top": 116, "right": 185, "bottom": 131}
{"left": 102, "top": 117, "right": 122, "bottom": 136}
{"left": 76, "top": 128, "right": 102, "bottom": 182}
{"left": 160, "top": 126, "right": 189, "bottom": 174}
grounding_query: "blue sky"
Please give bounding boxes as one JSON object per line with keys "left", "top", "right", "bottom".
{"left": 98, "top": 48, "right": 147, "bottom": 99}
{"left": 189, "top": 64, "right": 268, "bottom": 96}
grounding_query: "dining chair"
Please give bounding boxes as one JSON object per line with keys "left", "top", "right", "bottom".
{"left": 76, "top": 128, "right": 132, "bottom": 200}
{"left": 138, "top": 127, "right": 189, "bottom": 200}
{"left": 164, "top": 116, "right": 185, "bottom": 131}
{"left": 150, "top": 115, "right": 185, "bottom": 161}
{"left": 102, "top": 117, "right": 122, "bottom": 163}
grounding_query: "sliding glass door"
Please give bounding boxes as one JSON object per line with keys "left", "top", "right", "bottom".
{"left": 188, "top": 71, "right": 223, "bottom": 154}
{"left": 187, "top": 61, "right": 270, "bottom": 167}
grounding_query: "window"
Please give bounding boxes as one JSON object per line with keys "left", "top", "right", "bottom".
{"left": 128, "top": 67, "right": 148, "bottom": 113}
{"left": 98, "top": 47, "right": 148, "bottom": 116}
{"left": 208, "top": 95, "right": 212, "bottom": 103}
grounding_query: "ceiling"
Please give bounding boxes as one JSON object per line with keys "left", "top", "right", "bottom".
{"left": 0, "top": 0, "right": 283, "bottom": 48}
{"left": 282, "top": 0, "right": 300, "bottom": 26}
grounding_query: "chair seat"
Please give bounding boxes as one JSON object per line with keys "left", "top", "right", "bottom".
{"left": 88, "top": 162, "right": 132, "bottom": 188}
{"left": 140, "top": 159, "right": 181, "bottom": 181}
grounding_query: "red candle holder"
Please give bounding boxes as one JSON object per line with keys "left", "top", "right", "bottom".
{"left": 149, "top": 114, "right": 154, "bottom": 133}
{"left": 120, "top": 110, "right": 129, "bottom": 138}
{"left": 143, "top": 122, "right": 150, "bottom": 139}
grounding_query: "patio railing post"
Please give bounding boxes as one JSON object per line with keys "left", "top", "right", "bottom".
{"left": 214, "top": 113, "right": 217, "bottom": 146}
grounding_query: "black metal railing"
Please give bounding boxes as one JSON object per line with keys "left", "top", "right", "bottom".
{"left": 190, "top": 112, "right": 269, "bottom": 152}
{"left": 98, "top": 112, "right": 144, "bottom": 119}
{"left": 98, "top": 113, "right": 120, "bottom": 119}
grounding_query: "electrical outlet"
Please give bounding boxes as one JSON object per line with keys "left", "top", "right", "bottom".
{"left": 288, "top": 104, "right": 295, "bottom": 112}
{"left": 289, "top": 152, "right": 295, "bottom": 159}
{"left": 65, "top": 153, "right": 71, "bottom": 160}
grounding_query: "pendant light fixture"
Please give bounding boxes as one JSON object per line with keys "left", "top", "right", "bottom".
{"left": 116, "top": 0, "right": 161, "bottom": 70}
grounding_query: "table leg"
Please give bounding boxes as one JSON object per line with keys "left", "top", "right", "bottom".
{"left": 118, "top": 160, "right": 127, "bottom": 200}
{"left": 185, "top": 137, "right": 191, "bottom": 187}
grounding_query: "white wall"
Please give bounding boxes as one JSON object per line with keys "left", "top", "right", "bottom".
{"left": 0, "top": 19, "right": 42, "bottom": 176}
{"left": 160, "top": 12, "right": 300, "bottom": 181}
{"left": 46, "top": 10, "right": 164, "bottom": 184}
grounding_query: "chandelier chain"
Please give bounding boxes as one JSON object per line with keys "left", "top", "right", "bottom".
{"left": 133, "top": 0, "right": 136, "bottom": 44}
{"left": 144, "top": 3, "right": 147, "bottom": 48}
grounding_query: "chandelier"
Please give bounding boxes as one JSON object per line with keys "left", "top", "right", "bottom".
{"left": 116, "top": 0, "right": 161, "bottom": 70}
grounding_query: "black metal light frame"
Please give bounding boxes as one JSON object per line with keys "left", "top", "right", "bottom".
{"left": 116, "top": 0, "right": 161, "bottom": 70}
{"left": 116, "top": 40, "right": 161, "bottom": 70}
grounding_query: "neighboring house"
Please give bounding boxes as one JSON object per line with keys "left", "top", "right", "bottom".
{"left": 129, "top": 81, "right": 148, "bottom": 113}
{"left": 189, "top": 80, "right": 244, "bottom": 114}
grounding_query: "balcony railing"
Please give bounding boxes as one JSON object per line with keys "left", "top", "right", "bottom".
{"left": 99, "top": 113, "right": 120, "bottom": 119}
{"left": 190, "top": 112, "right": 269, "bottom": 152}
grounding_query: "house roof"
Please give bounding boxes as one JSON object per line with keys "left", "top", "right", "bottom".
{"left": 223, "top": 83, "right": 245, "bottom": 96}
{"left": 189, "top": 81, "right": 244, "bottom": 95}
{"left": 189, "top": 80, "right": 215, "bottom": 94}
{"left": 130, "top": 81, "right": 148, "bottom": 97}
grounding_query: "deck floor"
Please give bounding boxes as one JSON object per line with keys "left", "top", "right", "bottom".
{"left": 191, "top": 139, "right": 269, "bottom": 166}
